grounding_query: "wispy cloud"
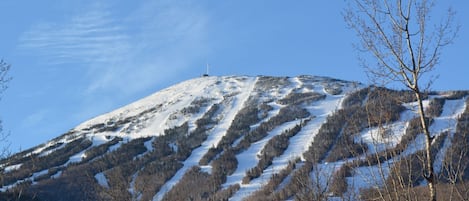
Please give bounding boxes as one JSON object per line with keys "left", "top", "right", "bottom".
{"left": 19, "top": 5, "right": 130, "bottom": 65}
{"left": 85, "top": 1, "right": 210, "bottom": 95}
{"left": 21, "top": 109, "right": 48, "bottom": 129}
{"left": 19, "top": 0, "right": 209, "bottom": 97}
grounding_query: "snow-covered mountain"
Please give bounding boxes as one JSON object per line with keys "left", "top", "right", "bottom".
{"left": 1, "top": 75, "right": 468, "bottom": 201}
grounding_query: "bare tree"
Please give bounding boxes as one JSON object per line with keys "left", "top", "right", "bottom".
{"left": 0, "top": 59, "right": 11, "bottom": 158}
{"left": 344, "top": 1, "right": 458, "bottom": 200}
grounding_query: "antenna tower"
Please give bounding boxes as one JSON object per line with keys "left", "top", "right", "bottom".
{"left": 203, "top": 63, "right": 210, "bottom": 77}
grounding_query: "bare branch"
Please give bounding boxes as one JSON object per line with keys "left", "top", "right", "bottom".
{"left": 344, "top": 1, "right": 459, "bottom": 200}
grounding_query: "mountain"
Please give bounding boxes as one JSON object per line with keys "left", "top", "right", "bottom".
{"left": 0, "top": 75, "right": 468, "bottom": 201}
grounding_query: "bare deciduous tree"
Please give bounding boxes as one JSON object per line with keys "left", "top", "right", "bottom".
{"left": 0, "top": 59, "right": 11, "bottom": 158}
{"left": 344, "top": 1, "right": 458, "bottom": 200}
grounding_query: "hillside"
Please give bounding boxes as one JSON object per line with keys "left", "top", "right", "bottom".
{"left": 0, "top": 75, "right": 468, "bottom": 201}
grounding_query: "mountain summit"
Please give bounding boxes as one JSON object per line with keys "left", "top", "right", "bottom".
{"left": 1, "top": 75, "right": 468, "bottom": 201}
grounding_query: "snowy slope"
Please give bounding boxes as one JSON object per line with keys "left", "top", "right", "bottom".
{"left": 1, "top": 75, "right": 467, "bottom": 201}
{"left": 153, "top": 77, "right": 257, "bottom": 200}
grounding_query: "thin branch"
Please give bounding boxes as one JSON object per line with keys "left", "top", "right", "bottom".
{"left": 353, "top": 0, "right": 411, "bottom": 74}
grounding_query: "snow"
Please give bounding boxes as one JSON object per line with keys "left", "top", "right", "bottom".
{"left": 10, "top": 75, "right": 466, "bottom": 200}
{"left": 228, "top": 83, "right": 352, "bottom": 200}
{"left": 75, "top": 77, "right": 219, "bottom": 130}
{"left": 32, "top": 169, "right": 49, "bottom": 180}
{"left": 65, "top": 149, "right": 88, "bottom": 165}
{"left": 3, "top": 163, "right": 22, "bottom": 173}
{"left": 143, "top": 137, "right": 154, "bottom": 151}
{"left": 434, "top": 135, "right": 451, "bottom": 174}
{"left": 248, "top": 91, "right": 351, "bottom": 199}
{"left": 347, "top": 160, "right": 393, "bottom": 193}
{"left": 152, "top": 77, "right": 258, "bottom": 201}
{"left": 276, "top": 162, "right": 303, "bottom": 191}
{"left": 168, "top": 142, "right": 178, "bottom": 153}
{"left": 311, "top": 161, "right": 347, "bottom": 193}
{"left": 95, "top": 172, "right": 110, "bottom": 188}
{"left": 134, "top": 137, "right": 155, "bottom": 159}
{"left": 432, "top": 98, "right": 466, "bottom": 174}
{"left": 51, "top": 171, "right": 62, "bottom": 179}
{"left": 88, "top": 133, "right": 114, "bottom": 146}
{"left": 430, "top": 99, "right": 466, "bottom": 135}
{"left": 293, "top": 92, "right": 348, "bottom": 157}
{"left": 108, "top": 141, "right": 124, "bottom": 152}
{"left": 0, "top": 169, "right": 50, "bottom": 192}
{"left": 38, "top": 143, "right": 67, "bottom": 157}
{"left": 346, "top": 97, "right": 467, "bottom": 194}
{"left": 249, "top": 102, "right": 283, "bottom": 130}
{"left": 401, "top": 134, "right": 426, "bottom": 156}
{"left": 187, "top": 104, "right": 214, "bottom": 133}
{"left": 234, "top": 101, "right": 283, "bottom": 148}
{"left": 401, "top": 98, "right": 466, "bottom": 171}
{"left": 224, "top": 119, "right": 303, "bottom": 189}
{"left": 356, "top": 121, "right": 409, "bottom": 153}
{"left": 441, "top": 99, "right": 466, "bottom": 117}
{"left": 129, "top": 171, "right": 143, "bottom": 200}
{"left": 75, "top": 77, "right": 254, "bottom": 143}
{"left": 1, "top": 180, "right": 26, "bottom": 192}
{"left": 30, "top": 134, "right": 82, "bottom": 157}
{"left": 355, "top": 102, "right": 420, "bottom": 154}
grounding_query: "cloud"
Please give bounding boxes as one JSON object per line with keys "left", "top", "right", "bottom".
{"left": 85, "top": 0, "right": 210, "bottom": 95}
{"left": 21, "top": 110, "right": 48, "bottom": 128}
{"left": 19, "top": 4, "right": 130, "bottom": 65}
{"left": 19, "top": 1, "right": 210, "bottom": 96}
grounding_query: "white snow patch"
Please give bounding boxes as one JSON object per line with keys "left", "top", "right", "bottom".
{"left": 401, "top": 134, "right": 426, "bottom": 156}
{"left": 3, "top": 164, "right": 22, "bottom": 173}
{"left": 129, "top": 171, "right": 142, "bottom": 200}
{"left": 432, "top": 98, "right": 466, "bottom": 173}
{"left": 51, "top": 171, "right": 62, "bottom": 179}
{"left": 430, "top": 99, "right": 466, "bottom": 135}
{"left": 95, "top": 172, "right": 110, "bottom": 188}
{"left": 311, "top": 161, "right": 347, "bottom": 193}
{"left": 168, "top": 142, "right": 178, "bottom": 153}
{"left": 66, "top": 150, "right": 88, "bottom": 165}
{"left": 38, "top": 143, "right": 67, "bottom": 157}
{"left": 249, "top": 102, "right": 282, "bottom": 131}
{"left": 0, "top": 168, "right": 51, "bottom": 191}
{"left": 143, "top": 138, "right": 154, "bottom": 152}
{"left": 109, "top": 140, "right": 125, "bottom": 152}
{"left": 356, "top": 121, "right": 409, "bottom": 153}
{"left": 30, "top": 134, "right": 82, "bottom": 157}
{"left": 88, "top": 133, "right": 113, "bottom": 146}
{"left": 347, "top": 160, "right": 393, "bottom": 194}
{"left": 135, "top": 137, "right": 155, "bottom": 159}
{"left": 1, "top": 180, "right": 26, "bottom": 192}
{"left": 440, "top": 99, "right": 466, "bottom": 117}
{"left": 1, "top": 168, "right": 51, "bottom": 190}
{"left": 355, "top": 100, "right": 426, "bottom": 154}
{"left": 434, "top": 135, "right": 451, "bottom": 174}
{"left": 32, "top": 169, "right": 49, "bottom": 180}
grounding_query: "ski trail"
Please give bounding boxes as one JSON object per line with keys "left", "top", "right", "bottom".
{"left": 432, "top": 98, "right": 466, "bottom": 174}
{"left": 229, "top": 88, "right": 347, "bottom": 200}
{"left": 152, "top": 77, "right": 258, "bottom": 201}
{"left": 224, "top": 119, "right": 303, "bottom": 192}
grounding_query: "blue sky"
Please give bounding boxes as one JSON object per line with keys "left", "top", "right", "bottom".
{"left": 0, "top": 0, "right": 468, "bottom": 153}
